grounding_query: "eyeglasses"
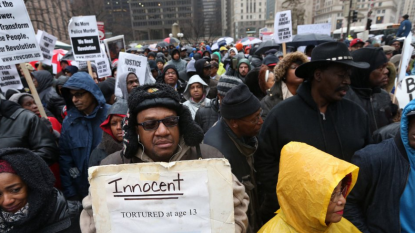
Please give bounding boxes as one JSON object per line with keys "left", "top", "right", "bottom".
{"left": 137, "top": 116, "right": 180, "bottom": 131}
{"left": 165, "top": 71, "right": 176, "bottom": 76}
{"left": 330, "top": 186, "right": 347, "bottom": 202}
{"left": 240, "top": 109, "right": 263, "bottom": 125}
{"left": 71, "top": 91, "right": 88, "bottom": 98}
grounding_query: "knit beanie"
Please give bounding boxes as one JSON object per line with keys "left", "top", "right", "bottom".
{"left": 220, "top": 84, "right": 261, "bottom": 119}
{"left": 217, "top": 75, "right": 243, "bottom": 96}
{"left": 235, "top": 43, "right": 243, "bottom": 52}
{"left": 0, "top": 160, "right": 16, "bottom": 174}
{"left": 122, "top": 83, "right": 204, "bottom": 158}
{"left": 155, "top": 57, "right": 165, "bottom": 65}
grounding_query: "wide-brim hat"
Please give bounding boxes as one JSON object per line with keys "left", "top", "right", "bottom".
{"left": 295, "top": 41, "right": 370, "bottom": 79}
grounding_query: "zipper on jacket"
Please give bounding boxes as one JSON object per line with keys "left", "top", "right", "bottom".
{"left": 320, "top": 112, "right": 326, "bottom": 120}
{"left": 370, "top": 96, "right": 378, "bottom": 130}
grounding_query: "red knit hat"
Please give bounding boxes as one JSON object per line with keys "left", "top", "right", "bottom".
{"left": 0, "top": 160, "right": 15, "bottom": 174}
{"left": 235, "top": 43, "right": 243, "bottom": 52}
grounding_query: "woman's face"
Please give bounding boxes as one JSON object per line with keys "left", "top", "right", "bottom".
{"left": 110, "top": 115, "right": 124, "bottom": 142}
{"left": 21, "top": 96, "right": 40, "bottom": 116}
{"left": 0, "top": 173, "right": 28, "bottom": 213}
{"left": 266, "top": 72, "right": 276, "bottom": 90}
{"left": 285, "top": 62, "right": 303, "bottom": 87}
{"left": 325, "top": 181, "right": 346, "bottom": 225}
{"left": 230, "top": 50, "right": 236, "bottom": 57}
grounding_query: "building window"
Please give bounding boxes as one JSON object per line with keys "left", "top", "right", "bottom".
{"left": 241, "top": 15, "right": 243, "bottom": 19}
{"left": 382, "top": 9, "right": 385, "bottom": 13}
{"left": 379, "top": 2, "right": 382, "bottom": 6}
{"left": 241, "top": 9, "right": 243, "bottom": 13}
{"left": 259, "top": 14, "right": 261, "bottom": 19}
{"left": 259, "top": 2, "right": 261, "bottom": 6}
{"left": 241, "top": 3, "right": 243, "bottom": 7}
{"left": 250, "top": 15, "right": 252, "bottom": 19}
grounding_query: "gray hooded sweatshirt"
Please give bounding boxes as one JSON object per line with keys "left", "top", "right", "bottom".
{"left": 183, "top": 75, "right": 210, "bottom": 119}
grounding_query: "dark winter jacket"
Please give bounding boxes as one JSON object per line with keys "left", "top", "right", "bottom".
{"left": 195, "top": 97, "right": 220, "bottom": 133}
{"left": 373, "top": 122, "right": 400, "bottom": 143}
{"left": 260, "top": 80, "right": 284, "bottom": 120}
{"left": 255, "top": 81, "right": 372, "bottom": 222}
{"left": 0, "top": 99, "right": 58, "bottom": 165}
{"left": 346, "top": 47, "right": 396, "bottom": 134}
{"left": 396, "top": 19, "right": 412, "bottom": 37}
{"left": 344, "top": 132, "right": 409, "bottom": 233}
{"left": 195, "top": 59, "right": 218, "bottom": 99}
{"left": 59, "top": 72, "right": 109, "bottom": 199}
{"left": 204, "top": 119, "right": 262, "bottom": 232}
{"left": 166, "top": 48, "right": 187, "bottom": 73}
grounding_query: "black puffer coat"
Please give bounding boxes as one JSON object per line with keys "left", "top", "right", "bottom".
{"left": 195, "top": 97, "right": 220, "bottom": 133}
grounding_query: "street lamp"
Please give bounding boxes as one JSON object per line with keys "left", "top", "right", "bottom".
{"left": 177, "top": 33, "right": 183, "bottom": 45}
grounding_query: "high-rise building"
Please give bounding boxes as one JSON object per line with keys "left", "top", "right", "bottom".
{"left": 232, "top": 0, "right": 267, "bottom": 39}
{"left": 200, "top": 0, "right": 222, "bottom": 39}
{"left": 25, "top": 0, "right": 72, "bottom": 43}
{"left": 313, "top": 0, "right": 399, "bottom": 32}
{"left": 104, "top": 0, "right": 133, "bottom": 41}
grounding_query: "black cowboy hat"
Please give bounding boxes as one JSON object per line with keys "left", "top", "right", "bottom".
{"left": 295, "top": 41, "right": 370, "bottom": 79}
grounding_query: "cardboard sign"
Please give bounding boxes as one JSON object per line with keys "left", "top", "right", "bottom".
{"left": 274, "top": 10, "right": 293, "bottom": 43}
{"left": 95, "top": 43, "right": 111, "bottom": 77}
{"left": 68, "top": 16, "right": 102, "bottom": 61}
{"left": 297, "top": 23, "right": 331, "bottom": 36}
{"left": 396, "top": 75, "right": 415, "bottom": 109}
{"left": 89, "top": 159, "right": 235, "bottom": 233}
{"left": 115, "top": 52, "right": 147, "bottom": 98}
{"left": 36, "top": 30, "right": 57, "bottom": 66}
{"left": 0, "top": 0, "right": 43, "bottom": 65}
{"left": 397, "top": 32, "right": 414, "bottom": 84}
{"left": 104, "top": 35, "right": 126, "bottom": 61}
{"left": 0, "top": 65, "right": 23, "bottom": 93}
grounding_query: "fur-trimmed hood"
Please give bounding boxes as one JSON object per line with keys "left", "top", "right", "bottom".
{"left": 273, "top": 52, "right": 309, "bottom": 82}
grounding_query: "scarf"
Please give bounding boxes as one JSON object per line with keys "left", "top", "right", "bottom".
{"left": 0, "top": 204, "right": 29, "bottom": 232}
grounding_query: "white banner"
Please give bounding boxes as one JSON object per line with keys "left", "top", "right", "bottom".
{"left": 396, "top": 75, "right": 415, "bottom": 109}
{"left": 68, "top": 16, "right": 102, "bottom": 61}
{"left": 89, "top": 159, "right": 235, "bottom": 233}
{"left": 397, "top": 32, "right": 414, "bottom": 85}
{"left": 36, "top": 30, "right": 57, "bottom": 66}
{"left": 115, "top": 52, "right": 147, "bottom": 98}
{"left": 0, "top": 0, "right": 43, "bottom": 65}
{"left": 297, "top": 23, "right": 331, "bottom": 36}
{"left": 274, "top": 10, "right": 293, "bottom": 43}
{"left": 0, "top": 65, "right": 23, "bottom": 93}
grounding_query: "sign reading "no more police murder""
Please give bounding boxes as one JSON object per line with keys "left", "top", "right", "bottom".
{"left": 68, "top": 16, "right": 102, "bottom": 61}
{"left": 89, "top": 159, "right": 235, "bottom": 233}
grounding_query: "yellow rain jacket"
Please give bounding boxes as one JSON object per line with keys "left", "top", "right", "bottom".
{"left": 258, "top": 142, "right": 361, "bottom": 233}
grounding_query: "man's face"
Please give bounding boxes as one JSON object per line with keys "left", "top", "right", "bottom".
{"left": 313, "top": 64, "right": 351, "bottom": 103}
{"left": 232, "top": 108, "right": 264, "bottom": 137}
{"left": 21, "top": 96, "right": 39, "bottom": 116}
{"left": 369, "top": 63, "right": 388, "bottom": 88}
{"left": 189, "top": 83, "right": 203, "bottom": 102}
{"left": 380, "top": 67, "right": 390, "bottom": 88}
{"left": 136, "top": 107, "right": 180, "bottom": 162}
{"left": 164, "top": 69, "right": 178, "bottom": 86}
{"left": 392, "top": 41, "right": 401, "bottom": 50}
{"left": 230, "top": 50, "right": 236, "bottom": 57}
{"left": 349, "top": 43, "right": 363, "bottom": 51}
{"left": 211, "top": 55, "right": 219, "bottom": 63}
{"left": 126, "top": 74, "right": 139, "bottom": 93}
{"left": 210, "top": 65, "right": 218, "bottom": 76}
{"left": 203, "top": 66, "right": 211, "bottom": 79}
{"left": 408, "top": 116, "right": 415, "bottom": 149}
{"left": 151, "top": 69, "right": 158, "bottom": 79}
{"left": 239, "top": 63, "right": 249, "bottom": 77}
{"left": 385, "top": 51, "right": 393, "bottom": 60}
{"left": 157, "top": 62, "right": 164, "bottom": 71}
{"left": 70, "top": 89, "right": 96, "bottom": 114}
{"left": 180, "top": 51, "right": 187, "bottom": 58}
{"left": 61, "top": 62, "right": 68, "bottom": 70}
{"left": 173, "top": 53, "right": 180, "bottom": 60}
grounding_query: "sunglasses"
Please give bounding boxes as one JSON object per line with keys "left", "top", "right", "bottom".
{"left": 137, "top": 116, "right": 180, "bottom": 131}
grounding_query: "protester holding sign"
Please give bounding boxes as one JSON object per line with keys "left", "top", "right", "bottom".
{"left": 80, "top": 83, "right": 249, "bottom": 233}
{"left": 59, "top": 72, "right": 109, "bottom": 200}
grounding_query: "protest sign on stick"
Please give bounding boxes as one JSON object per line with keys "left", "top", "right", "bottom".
{"left": 297, "top": 23, "right": 331, "bottom": 35}
{"left": 115, "top": 52, "right": 147, "bottom": 98}
{"left": 89, "top": 159, "right": 235, "bottom": 233}
{"left": 36, "top": 30, "right": 57, "bottom": 66}
{"left": 104, "top": 35, "right": 126, "bottom": 61}
{"left": 0, "top": 65, "right": 23, "bottom": 93}
{"left": 95, "top": 44, "right": 111, "bottom": 78}
{"left": 395, "top": 75, "right": 415, "bottom": 108}
{"left": 0, "top": 0, "right": 43, "bottom": 65}
{"left": 274, "top": 10, "right": 293, "bottom": 56}
{"left": 68, "top": 16, "right": 102, "bottom": 61}
{"left": 393, "top": 32, "right": 414, "bottom": 104}
{"left": 20, "top": 63, "right": 47, "bottom": 118}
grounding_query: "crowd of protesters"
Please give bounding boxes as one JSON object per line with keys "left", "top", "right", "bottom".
{"left": 0, "top": 13, "right": 414, "bottom": 233}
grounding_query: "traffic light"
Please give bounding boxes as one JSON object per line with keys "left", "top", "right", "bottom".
{"left": 366, "top": 18, "right": 372, "bottom": 30}
{"left": 352, "top": 10, "right": 358, "bottom": 22}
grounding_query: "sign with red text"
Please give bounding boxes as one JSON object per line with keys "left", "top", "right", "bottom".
{"left": 0, "top": 0, "right": 43, "bottom": 65}
{"left": 89, "top": 159, "right": 235, "bottom": 233}
{"left": 97, "top": 21, "right": 105, "bottom": 40}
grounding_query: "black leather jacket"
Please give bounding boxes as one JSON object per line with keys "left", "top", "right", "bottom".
{"left": 0, "top": 100, "right": 58, "bottom": 165}
{"left": 195, "top": 97, "right": 220, "bottom": 133}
